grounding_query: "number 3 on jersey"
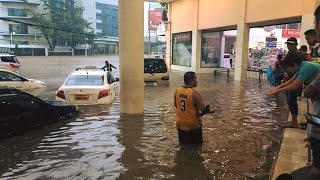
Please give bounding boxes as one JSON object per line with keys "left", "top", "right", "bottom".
{"left": 180, "top": 99, "right": 186, "bottom": 111}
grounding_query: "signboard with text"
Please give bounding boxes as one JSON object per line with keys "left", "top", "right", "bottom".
{"left": 148, "top": 9, "right": 163, "bottom": 31}
{"left": 265, "top": 37, "right": 277, "bottom": 48}
{"left": 282, "top": 29, "right": 300, "bottom": 38}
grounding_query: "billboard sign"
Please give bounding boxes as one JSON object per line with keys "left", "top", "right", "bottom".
{"left": 282, "top": 29, "right": 300, "bottom": 38}
{"left": 148, "top": 9, "right": 163, "bottom": 31}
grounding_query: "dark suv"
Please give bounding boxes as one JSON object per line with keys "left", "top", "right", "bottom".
{"left": 0, "top": 88, "right": 79, "bottom": 140}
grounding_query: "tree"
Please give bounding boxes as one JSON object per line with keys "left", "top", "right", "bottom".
{"left": 27, "top": 0, "right": 95, "bottom": 50}
{"left": 160, "top": 3, "right": 168, "bottom": 9}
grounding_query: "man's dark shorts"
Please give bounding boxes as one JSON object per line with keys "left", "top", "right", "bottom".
{"left": 178, "top": 128, "right": 203, "bottom": 145}
{"left": 310, "top": 137, "right": 320, "bottom": 169}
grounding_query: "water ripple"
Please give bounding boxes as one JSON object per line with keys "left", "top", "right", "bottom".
{"left": 0, "top": 61, "right": 287, "bottom": 179}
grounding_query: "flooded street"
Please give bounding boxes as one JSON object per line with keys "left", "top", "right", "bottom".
{"left": 0, "top": 56, "right": 288, "bottom": 179}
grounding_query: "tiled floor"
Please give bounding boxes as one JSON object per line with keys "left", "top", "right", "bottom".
{"left": 270, "top": 98, "right": 310, "bottom": 179}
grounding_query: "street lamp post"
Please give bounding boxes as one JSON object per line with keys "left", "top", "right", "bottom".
{"left": 10, "top": 32, "right": 15, "bottom": 45}
{"left": 35, "top": 34, "right": 37, "bottom": 45}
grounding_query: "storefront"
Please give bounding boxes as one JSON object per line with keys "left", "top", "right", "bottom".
{"left": 166, "top": 0, "right": 315, "bottom": 81}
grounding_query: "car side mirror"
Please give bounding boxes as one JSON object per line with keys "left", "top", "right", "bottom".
{"left": 116, "top": 78, "right": 119, "bottom": 82}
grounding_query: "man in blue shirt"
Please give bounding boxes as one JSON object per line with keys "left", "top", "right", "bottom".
{"left": 266, "top": 52, "right": 320, "bottom": 95}
{"left": 265, "top": 52, "right": 320, "bottom": 128}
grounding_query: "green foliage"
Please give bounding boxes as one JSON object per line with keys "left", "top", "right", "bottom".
{"left": 27, "top": 0, "right": 95, "bottom": 50}
{"left": 160, "top": 3, "right": 168, "bottom": 9}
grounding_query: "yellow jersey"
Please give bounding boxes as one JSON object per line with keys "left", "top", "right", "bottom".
{"left": 175, "top": 86, "right": 201, "bottom": 130}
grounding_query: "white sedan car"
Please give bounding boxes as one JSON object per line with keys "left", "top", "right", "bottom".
{"left": 0, "top": 69, "right": 46, "bottom": 95}
{"left": 55, "top": 66, "right": 119, "bottom": 105}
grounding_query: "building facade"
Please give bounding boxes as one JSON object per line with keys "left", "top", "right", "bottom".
{"left": 77, "top": 0, "right": 119, "bottom": 38}
{"left": 0, "top": 0, "right": 120, "bottom": 56}
{"left": 0, "top": 0, "right": 45, "bottom": 55}
{"left": 164, "top": 0, "right": 318, "bottom": 82}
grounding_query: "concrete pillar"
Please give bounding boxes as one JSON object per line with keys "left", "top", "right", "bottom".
{"left": 234, "top": 23, "right": 249, "bottom": 81}
{"left": 220, "top": 35, "right": 226, "bottom": 68}
{"left": 45, "top": 48, "right": 48, "bottom": 56}
{"left": 119, "top": 0, "right": 144, "bottom": 114}
{"left": 192, "top": 29, "right": 201, "bottom": 72}
{"left": 234, "top": 0, "right": 249, "bottom": 82}
{"left": 300, "top": 14, "right": 314, "bottom": 48}
{"left": 165, "top": 3, "right": 172, "bottom": 71}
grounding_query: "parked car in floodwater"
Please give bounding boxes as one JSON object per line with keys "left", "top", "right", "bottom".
{"left": 0, "top": 69, "right": 46, "bottom": 96}
{"left": 0, "top": 54, "right": 20, "bottom": 73}
{"left": 144, "top": 58, "right": 169, "bottom": 86}
{"left": 0, "top": 88, "right": 79, "bottom": 140}
{"left": 56, "top": 66, "right": 119, "bottom": 105}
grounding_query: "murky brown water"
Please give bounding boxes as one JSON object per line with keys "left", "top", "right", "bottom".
{"left": 0, "top": 56, "right": 288, "bottom": 180}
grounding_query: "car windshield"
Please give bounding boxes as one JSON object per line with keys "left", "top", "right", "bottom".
{"left": 1, "top": 56, "right": 20, "bottom": 63}
{"left": 144, "top": 58, "right": 167, "bottom": 73}
{"left": 65, "top": 75, "right": 104, "bottom": 86}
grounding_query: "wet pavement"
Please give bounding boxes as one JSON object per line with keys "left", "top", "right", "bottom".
{"left": 0, "top": 56, "right": 288, "bottom": 179}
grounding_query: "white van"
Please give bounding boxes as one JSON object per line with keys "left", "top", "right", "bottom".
{"left": 144, "top": 58, "right": 169, "bottom": 86}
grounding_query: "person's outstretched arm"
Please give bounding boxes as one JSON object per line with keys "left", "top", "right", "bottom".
{"left": 193, "top": 90, "right": 215, "bottom": 116}
{"left": 111, "top": 64, "right": 117, "bottom": 69}
{"left": 265, "top": 74, "right": 297, "bottom": 96}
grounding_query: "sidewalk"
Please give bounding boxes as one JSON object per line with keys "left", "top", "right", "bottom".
{"left": 270, "top": 98, "right": 309, "bottom": 179}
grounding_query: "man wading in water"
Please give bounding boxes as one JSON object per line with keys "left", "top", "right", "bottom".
{"left": 174, "top": 71, "right": 215, "bottom": 144}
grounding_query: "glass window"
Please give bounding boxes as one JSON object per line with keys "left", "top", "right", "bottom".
{"left": 11, "top": 95, "right": 39, "bottom": 111}
{"left": 1, "top": 56, "right": 19, "bottom": 63}
{"left": 172, "top": 32, "right": 192, "bottom": 67}
{"left": 0, "top": 71, "right": 23, "bottom": 81}
{"left": 96, "top": 13, "right": 102, "bottom": 20}
{"left": 8, "top": 8, "right": 27, "bottom": 17}
{"left": 9, "top": 24, "right": 28, "bottom": 34}
{"left": 96, "top": 23, "right": 102, "bottom": 30}
{"left": 201, "top": 31, "right": 222, "bottom": 68}
{"left": 65, "top": 75, "right": 104, "bottom": 86}
{"left": 96, "top": 2, "right": 102, "bottom": 9}
{"left": 144, "top": 58, "right": 168, "bottom": 73}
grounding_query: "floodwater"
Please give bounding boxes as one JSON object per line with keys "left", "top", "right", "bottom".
{"left": 0, "top": 56, "right": 288, "bottom": 180}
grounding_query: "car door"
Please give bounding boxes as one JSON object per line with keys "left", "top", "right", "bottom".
{"left": 0, "top": 71, "right": 26, "bottom": 90}
{"left": 0, "top": 95, "right": 17, "bottom": 138}
{"left": 107, "top": 72, "right": 117, "bottom": 97}
{"left": 9, "top": 94, "right": 42, "bottom": 133}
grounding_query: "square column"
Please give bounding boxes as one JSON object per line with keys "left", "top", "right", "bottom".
{"left": 193, "top": 29, "right": 201, "bottom": 72}
{"left": 234, "top": 22, "right": 249, "bottom": 81}
{"left": 119, "top": 0, "right": 144, "bottom": 114}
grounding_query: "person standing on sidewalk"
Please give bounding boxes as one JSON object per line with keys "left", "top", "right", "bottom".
{"left": 274, "top": 54, "right": 285, "bottom": 86}
{"left": 265, "top": 52, "right": 320, "bottom": 128}
{"left": 300, "top": 45, "right": 312, "bottom": 61}
{"left": 304, "top": 77, "right": 320, "bottom": 180}
{"left": 299, "top": 29, "right": 320, "bottom": 128}
{"left": 229, "top": 45, "right": 235, "bottom": 68}
{"left": 174, "top": 71, "right": 215, "bottom": 144}
{"left": 304, "top": 29, "right": 320, "bottom": 63}
{"left": 275, "top": 37, "right": 305, "bottom": 128}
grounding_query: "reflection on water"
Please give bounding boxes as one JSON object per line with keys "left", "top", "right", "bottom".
{"left": 0, "top": 57, "right": 288, "bottom": 179}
